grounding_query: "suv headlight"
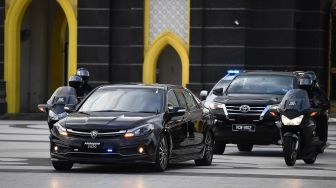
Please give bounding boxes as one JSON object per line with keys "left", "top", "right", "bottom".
{"left": 281, "top": 115, "right": 303, "bottom": 126}
{"left": 54, "top": 122, "right": 68, "bottom": 136}
{"left": 124, "top": 124, "right": 154, "bottom": 138}
{"left": 209, "top": 102, "right": 225, "bottom": 110}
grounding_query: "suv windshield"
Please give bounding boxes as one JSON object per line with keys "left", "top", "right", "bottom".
{"left": 227, "top": 75, "right": 294, "bottom": 95}
{"left": 79, "top": 87, "right": 163, "bottom": 113}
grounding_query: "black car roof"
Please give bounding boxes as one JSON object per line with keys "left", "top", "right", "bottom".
{"left": 96, "top": 84, "right": 184, "bottom": 91}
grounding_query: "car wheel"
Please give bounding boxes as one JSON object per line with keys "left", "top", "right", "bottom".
{"left": 153, "top": 135, "right": 169, "bottom": 172}
{"left": 237, "top": 144, "right": 253, "bottom": 152}
{"left": 213, "top": 141, "right": 226, "bottom": 154}
{"left": 52, "top": 161, "right": 73, "bottom": 171}
{"left": 195, "top": 132, "right": 214, "bottom": 166}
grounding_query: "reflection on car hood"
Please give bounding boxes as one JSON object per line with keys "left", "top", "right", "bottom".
{"left": 64, "top": 112, "right": 158, "bottom": 131}
{"left": 213, "top": 94, "right": 283, "bottom": 105}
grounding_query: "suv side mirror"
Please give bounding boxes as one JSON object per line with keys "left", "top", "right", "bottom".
{"left": 168, "top": 106, "right": 187, "bottom": 117}
{"left": 200, "top": 90, "right": 208, "bottom": 101}
{"left": 37, "top": 104, "right": 51, "bottom": 113}
{"left": 213, "top": 88, "right": 224, "bottom": 96}
{"left": 64, "top": 104, "right": 76, "bottom": 113}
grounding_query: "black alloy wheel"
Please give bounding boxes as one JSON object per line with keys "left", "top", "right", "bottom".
{"left": 237, "top": 144, "right": 253, "bottom": 152}
{"left": 52, "top": 161, "right": 73, "bottom": 171}
{"left": 213, "top": 141, "right": 226, "bottom": 154}
{"left": 153, "top": 136, "right": 169, "bottom": 172}
{"left": 195, "top": 132, "right": 214, "bottom": 166}
{"left": 283, "top": 137, "right": 298, "bottom": 166}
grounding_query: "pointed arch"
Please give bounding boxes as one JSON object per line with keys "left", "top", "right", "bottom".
{"left": 143, "top": 32, "right": 189, "bottom": 87}
{"left": 4, "top": 0, "right": 77, "bottom": 113}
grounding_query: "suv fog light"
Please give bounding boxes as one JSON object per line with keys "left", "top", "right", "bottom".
{"left": 138, "top": 147, "right": 144, "bottom": 154}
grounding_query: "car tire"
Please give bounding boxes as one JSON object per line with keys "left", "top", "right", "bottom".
{"left": 213, "top": 141, "right": 226, "bottom": 154}
{"left": 195, "top": 132, "right": 214, "bottom": 166}
{"left": 152, "top": 135, "right": 169, "bottom": 172}
{"left": 52, "top": 161, "right": 73, "bottom": 171}
{"left": 237, "top": 144, "right": 253, "bottom": 152}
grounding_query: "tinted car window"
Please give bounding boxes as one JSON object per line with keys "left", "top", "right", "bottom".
{"left": 227, "top": 75, "right": 294, "bottom": 95}
{"left": 79, "top": 88, "right": 163, "bottom": 113}
{"left": 174, "top": 89, "right": 187, "bottom": 108}
{"left": 182, "top": 90, "right": 199, "bottom": 111}
{"left": 167, "top": 90, "right": 180, "bottom": 108}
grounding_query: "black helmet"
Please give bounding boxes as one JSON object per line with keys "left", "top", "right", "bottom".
{"left": 304, "top": 71, "right": 317, "bottom": 83}
{"left": 68, "top": 75, "right": 83, "bottom": 89}
{"left": 76, "top": 68, "right": 90, "bottom": 83}
{"left": 299, "top": 74, "right": 313, "bottom": 91}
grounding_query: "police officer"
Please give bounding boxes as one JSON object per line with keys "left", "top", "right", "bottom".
{"left": 68, "top": 75, "right": 84, "bottom": 101}
{"left": 76, "top": 68, "right": 93, "bottom": 96}
{"left": 299, "top": 73, "right": 330, "bottom": 150}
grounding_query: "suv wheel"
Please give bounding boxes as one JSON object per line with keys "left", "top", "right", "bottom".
{"left": 52, "top": 161, "right": 73, "bottom": 171}
{"left": 237, "top": 144, "right": 253, "bottom": 152}
{"left": 214, "top": 141, "right": 226, "bottom": 154}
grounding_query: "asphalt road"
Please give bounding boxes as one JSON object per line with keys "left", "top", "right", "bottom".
{"left": 0, "top": 120, "right": 336, "bottom": 188}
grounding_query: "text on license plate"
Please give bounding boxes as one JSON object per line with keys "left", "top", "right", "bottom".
{"left": 232, "top": 124, "right": 256, "bottom": 132}
{"left": 83, "top": 142, "right": 102, "bottom": 149}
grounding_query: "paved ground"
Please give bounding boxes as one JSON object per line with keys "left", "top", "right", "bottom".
{"left": 0, "top": 120, "right": 335, "bottom": 188}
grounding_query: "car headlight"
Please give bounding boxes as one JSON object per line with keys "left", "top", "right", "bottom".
{"left": 49, "top": 110, "right": 58, "bottom": 121}
{"left": 281, "top": 115, "right": 303, "bottom": 126}
{"left": 124, "top": 124, "right": 154, "bottom": 138}
{"left": 209, "top": 102, "right": 225, "bottom": 110}
{"left": 54, "top": 122, "right": 68, "bottom": 136}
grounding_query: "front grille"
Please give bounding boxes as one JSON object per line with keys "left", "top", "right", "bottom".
{"left": 225, "top": 105, "right": 267, "bottom": 116}
{"left": 67, "top": 129, "right": 126, "bottom": 138}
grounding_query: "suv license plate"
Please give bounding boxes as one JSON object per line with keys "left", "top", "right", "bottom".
{"left": 232, "top": 124, "right": 256, "bottom": 132}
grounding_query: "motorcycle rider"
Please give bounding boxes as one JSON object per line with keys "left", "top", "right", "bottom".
{"left": 76, "top": 68, "right": 93, "bottom": 96}
{"left": 298, "top": 73, "right": 329, "bottom": 152}
{"left": 300, "top": 72, "right": 330, "bottom": 149}
{"left": 68, "top": 75, "right": 84, "bottom": 101}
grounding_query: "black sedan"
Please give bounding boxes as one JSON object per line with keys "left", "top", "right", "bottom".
{"left": 50, "top": 84, "right": 215, "bottom": 171}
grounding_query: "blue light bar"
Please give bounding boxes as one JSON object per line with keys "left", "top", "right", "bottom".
{"left": 107, "top": 148, "right": 113, "bottom": 153}
{"left": 227, "top": 70, "right": 240, "bottom": 74}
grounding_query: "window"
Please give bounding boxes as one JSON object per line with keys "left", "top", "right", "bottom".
{"left": 182, "top": 90, "right": 199, "bottom": 111}
{"left": 174, "top": 89, "right": 187, "bottom": 108}
{"left": 79, "top": 88, "right": 163, "bottom": 113}
{"left": 227, "top": 75, "right": 294, "bottom": 95}
{"left": 167, "top": 90, "right": 179, "bottom": 108}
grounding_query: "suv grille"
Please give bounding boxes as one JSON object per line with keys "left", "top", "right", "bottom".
{"left": 226, "top": 105, "right": 267, "bottom": 116}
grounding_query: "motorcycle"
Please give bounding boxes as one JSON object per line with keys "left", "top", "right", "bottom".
{"left": 271, "top": 89, "right": 322, "bottom": 166}
{"left": 37, "top": 86, "right": 78, "bottom": 130}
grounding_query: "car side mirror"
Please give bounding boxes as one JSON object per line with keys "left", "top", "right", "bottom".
{"left": 200, "top": 90, "right": 208, "bottom": 101}
{"left": 168, "top": 106, "right": 187, "bottom": 117}
{"left": 213, "top": 88, "right": 224, "bottom": 96}
{"left": 37, "top": 104, "right": 51, "bottom": 113}
{"left": 64, "top": 104, "right": 76, "bottom": 113}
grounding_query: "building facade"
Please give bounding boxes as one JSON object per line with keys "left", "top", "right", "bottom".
{"left": 0, "top": 0, "right": 334, "bottom": 114}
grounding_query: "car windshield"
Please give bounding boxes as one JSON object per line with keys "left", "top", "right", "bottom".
{"left": 79, "top": 87, "right": 163, "bottom": 113}
{"left": 213, "top": 79, "right": 231, "bottom": 90}
{"left": 227, "top": 75, "right": 294, "bottom": 95}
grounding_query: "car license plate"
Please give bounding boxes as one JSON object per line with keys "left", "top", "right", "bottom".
{"left": 232, "top": 124, "right": 256, "bottom": 132}
{"left": 83, "top": 142, "right": 103, "bottom": 150}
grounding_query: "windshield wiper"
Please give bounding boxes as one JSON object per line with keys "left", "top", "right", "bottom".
{"left": 78, "top": 111, "right": 90, "bottom": 115}
{"left": 92, "top": 110, "right": 130, "bottom": 112}
{"left": 132, "top": 111, "right": 157, "bottom": 114}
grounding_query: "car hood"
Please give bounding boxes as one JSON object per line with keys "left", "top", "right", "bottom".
{"left": 213, "top": 94, "right": 283, "bottom": 106}
{"left": 63, "top": 112, "right": 159, "bottom": 131}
